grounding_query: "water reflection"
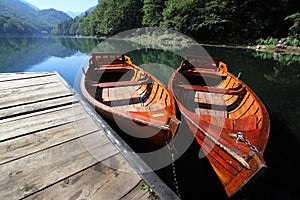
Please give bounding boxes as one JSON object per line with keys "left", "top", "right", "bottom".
{"left": 253, "top": 51, "right": 300, "bottom": 85}
{"left": 127, "top": 49, "right": 182, "bottom": 85}
{"left": 54, "top": 37, "right": 102, "bottom": 53}
{"left": 0, "top": 37, "right": 77, "bottom": 72}
{"left": 0, "top": 37, "right": 96, "bottom": 84}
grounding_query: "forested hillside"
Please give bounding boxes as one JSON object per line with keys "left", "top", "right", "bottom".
{"left": 0, "top": 0, "right": 71, "bottom": 35}
{"left": 53, "top": 0, "right": 299, "bottom": 44}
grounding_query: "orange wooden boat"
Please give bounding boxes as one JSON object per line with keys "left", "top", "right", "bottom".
{"left": 168, "top": 56, "right": 270, "bottom": 197}
{"left": 81, "top": 52, "right": 180, "bottom": 151}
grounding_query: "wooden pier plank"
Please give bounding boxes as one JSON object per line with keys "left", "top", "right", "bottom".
{"left": 0, "top": 116, "right": 99, "bottom": 165}
{"left": 0, "top": 73, "right": 61, "bottom": 90}
{"left": 0, "top": 72, "right": 56, "bottom": 82}
{"left": 27, "top": 155, "right": 149, "bottom": 200}
{"left": 0, "top": 81, "right": 72, "bottom": 109}
{"left": 120, "top": 181, "right": 154, "bottom": 200}
{"left": 0, "top": 104, "right": 86, "bottom": 141}
{"left": 0, "top": 95, "right": 75, "bottom": 119}
{"left": 0, "top": 132, "right": 119, "bottom": 199}
{"left": 0, "top": 72, "right": 173, "bottom": 200}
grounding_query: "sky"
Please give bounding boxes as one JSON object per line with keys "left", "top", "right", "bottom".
{"left": 24, "top": 0, "right": 98, "bottom": 13}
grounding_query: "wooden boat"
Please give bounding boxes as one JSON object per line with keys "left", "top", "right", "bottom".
{"left": 81, "top": 52, "right": 180, "bottom": 151}
{"left": 168, "top": 56, "right": 270, "bottom": 197}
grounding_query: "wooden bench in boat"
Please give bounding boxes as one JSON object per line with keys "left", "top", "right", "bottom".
{"left": 180, "top": 84, "right": 246, "bottom": 96}
{"left": 92, "top": 76, "right": 152, "bottom": 88}
{"left": 99, "top": 64, "right": 124, "bottom": 67}
{"left": 180, "top": 68, "right": 227, "bottom": 79}
{"left": 94, "top": 66, "right": 134, "bottom": 72}
{"left": 182, "top": 57, "right": 221, "bottom": 70}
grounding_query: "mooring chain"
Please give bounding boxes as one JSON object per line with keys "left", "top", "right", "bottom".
{"left": 230, "top": 131, "right": 259, "bottom": 152}
{"left": 166, "top": 141, "right": 181, "bottom": 198}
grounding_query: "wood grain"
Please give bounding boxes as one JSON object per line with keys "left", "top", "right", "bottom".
{"left": 0, "top": 72, "right": 160, "bottom": 200}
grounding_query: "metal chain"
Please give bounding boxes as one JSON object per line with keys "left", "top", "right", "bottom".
{"left": 230, "top": 132, "right": 259, "bottom": 152}
{"left": 166, "top": 141, "right": 181, "bottom": 198}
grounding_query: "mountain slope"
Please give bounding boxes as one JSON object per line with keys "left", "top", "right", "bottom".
{"left": 67, "top": 6, "right": 96, "bottom": 18}
{"left": 67, "top": 11, "right": 81, "bottom": 18}
{"left": 0, "top": 0, "right": 71, "bottom": 34}
{"left": 19, "top": 0, "right": 40, "bottom": 11}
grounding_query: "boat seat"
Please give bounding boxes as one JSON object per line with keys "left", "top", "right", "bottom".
{"left": 180, "top": 84, "right": 246, "bottom": 96}
{"left": 103, "top": 97, "right": 143, "bottom": 107}
{"left": 92, "top": 76, "right": 152, "bottom": 88}
{"left": 99, "top": 64, "right": 124, "bottom": 67}
{"left": 94, "top": 66, "right": 134, "bottom": 72}
{"left": 180, "top": 68, "right": 227, "bottom": 79}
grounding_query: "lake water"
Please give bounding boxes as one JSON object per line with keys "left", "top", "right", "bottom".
{"left": 0, "top": 36, "right": 299, "bottom": 199}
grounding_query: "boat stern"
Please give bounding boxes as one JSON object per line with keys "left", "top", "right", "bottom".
{"left": 212, "top": 152, "right": 267, "bottom": 198}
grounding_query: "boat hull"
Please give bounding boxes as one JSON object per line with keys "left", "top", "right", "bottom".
{"left": 184, "top": 116, "right": 267, "bottom": 197}
{"left": 81, "top": 53, "right": 180, "bottom": 152}
{"left": 95, "top": 106, "right": 173, "bottom": 151}
{"left": 168, "top": 56, "right": 270, "bottom": 197}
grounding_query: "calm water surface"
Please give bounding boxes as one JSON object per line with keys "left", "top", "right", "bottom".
{"left": 0, "top": 36, "right": 299, "bottom": 200}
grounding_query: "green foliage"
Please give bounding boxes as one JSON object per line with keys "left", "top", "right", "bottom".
{"left": 84, "top": 11, "right": 98, "bottom": 36}
{"left": 191, "top": 0, "right": 230, "bottom": 39}
{"left": 142, "top": 0, "right": 166, "bottom": 27}
{"left": 255, "top": 36, "right": 300, "bottom": 47}
{"left": 53, "top": 37, "right": 101, "bottom": 53}
{"left": 285, "top": 13, "right": 300, "bottom": 39}
{"left": 256, "top": 37, "right": 279, "bottom": 46}
{"left": 96, "top": 0, "right": 144, "bottom": 36}
{"left": 263, "top": 55, "right": 300, "bottom": 85}
{"left": 94, "top": 0, "right": 124, "bottom": 36}
{"left": 0, "top": 15, "right": 32, "bottom": 34}
{"left": 52, "top": 16, "right": 88, "bottom": 36}
{"left": 141, "top": 183, "right": 154, "bottom": 194}
{"left": 0, "top": 0, "right": 71, "bottom": 35}
{"left": 252, "top": 51, "right": 275, "bottom": 60}
{"left": 51, "top": 0, "right": 299, "bottom": 46}
{"left": 53, "top": 0, "right": 143, "bottom": 36}
{"left": 161, "top": 0, "right": 201, "bottom": 34}
{"left": 285, "top": 37, "right": 300, "bottom": 46}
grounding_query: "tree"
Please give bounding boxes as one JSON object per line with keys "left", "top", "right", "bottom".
{"left": 95, "top": 0, "right": 143, "bottom": 36}
{"left": 162, "top": 0, "right": 200, "bottom": 34}
{"left": 190, "top": 0, "right": 230, "bottom": 40}
{"left": 162, "top": 0, "right": 230, "bottom": 40}
{"left": 285, "top": 13, "right": 300, "bottom": 39}
{"left": 142, "top": 0, "right": 166, "bottom": 27}
{"left": 3, "top": 18, "right": 26, "bottom": 34}
{"left": 84, "top": 11, "right": 98, "bottom": 36}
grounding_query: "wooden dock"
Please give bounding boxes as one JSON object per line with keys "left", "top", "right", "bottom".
{"left": 0, "top": 72, "right": 178, "bottom": 200}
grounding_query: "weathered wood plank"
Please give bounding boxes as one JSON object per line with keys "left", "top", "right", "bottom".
{"left": 0, "top": 95, "right": 76, "bottom": 119}
{"left": 121, "top": 181, "right": 154, "bottom": 200}
{"left": 0, "top": 116, "right": 100, "bottom": 165}
{"left": 0, "top": 72, "right": 55, "bottom": 82}
{"left": 0, "top": 72, "right": 162, "bottom": 200}
{"left": 0, "top": 132, "right": 119, "bottom": 199}
{"left": 0, "top": 74, "right": 60, "bottom": 90}
{"left": 0, "top": 81, "right": 64, "bottom": 98}
{"left": 0, "top": 82, "right": 72, "bottom": 109}
{"left": 26, "top": 154, "right": 145, "bottom": 200}
{"left": 0, "top": 104, "right": 86, "bottom": 141}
